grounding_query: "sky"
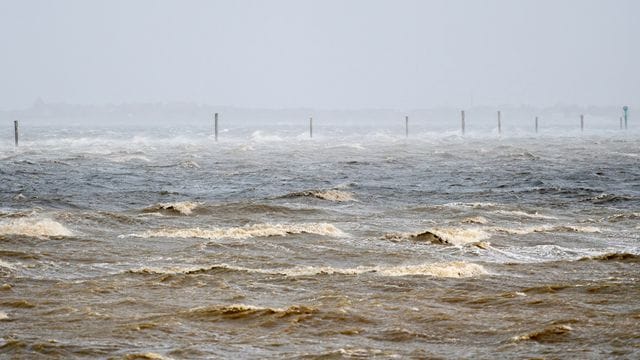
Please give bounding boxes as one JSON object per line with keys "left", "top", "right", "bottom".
{"left": 0, "top": 0, "right": 638, "bottom": 110}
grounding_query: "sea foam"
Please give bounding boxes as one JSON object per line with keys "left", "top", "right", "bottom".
{"left": 121, "top": 223, "right": 344, "bottom": 240}
{"left": 385, "top": 227, "right": 490, "bottom": 246}
{"left": 130, "top": 261, "right": 488, "bottom": 279}
{"left": 283, "top": 189, "right": 355, "bottom": 202}
{"left": 0, "top": 218, "right": 72, "bottom": 237}
{"left": 143, "top": 201, "right": 200, "bottom": 215}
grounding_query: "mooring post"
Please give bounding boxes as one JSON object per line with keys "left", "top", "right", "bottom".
{"left": 497, "top": 111, "right": 501, "bottom": 135}
{"left": 309, "top": 117, "right": 313, "bottom": 138}
{"left": 623, "top": 106, "right": 628, "bottom": 130}
{"left": 535, "top": 116, "right": 539, "bottom": 133}
{"left": 405, "top": 115, "right": 409, "bottom": 137}
{"left": 580, "top": 114, "right": 584, "bottom": 133}
{"left": 214, "top": 113, "right": 219, "bottom": 141}
{"left": 620, "top": 117, "right": 623, "bottom": 130}
{"left": 461, "top": 110, "right": 465, "bottom": 136}
{"left": 14, "top": 120, "right": 18, "bottom": 147}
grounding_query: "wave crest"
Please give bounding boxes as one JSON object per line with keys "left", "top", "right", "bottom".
{"left": 493, "top": 225, "right": 600, "bottom": 235}
{"left": 579, "top": 253, "right": 640, "bottom": 262}
{"left": 143, "top": 201, "right": 200, "bottom": 215}
{"left": 127, "top": 261, "right": 487, "bottom": 278}
{"left": 183, "top": 304, "right": 317, "bottom": 320}
{"left": 282, "top": 189, "right": 355, "bottom": 202}
{"left": 0, "top": 218, "right": 72, "bottom": 237}
{"left": 384, "top": 227, "right": 489, "bottom": 246}
{"left": 121, "top": 223, "right": 344, "bottom": 240}
{"left": 511, "top": 324, "right": 573, "bottom": 343}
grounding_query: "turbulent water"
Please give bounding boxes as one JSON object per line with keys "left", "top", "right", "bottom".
{"left": 1, "top": 125, "right": 639, "bottom": 359}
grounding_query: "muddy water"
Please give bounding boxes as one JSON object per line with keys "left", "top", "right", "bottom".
{"left": 1, "top": 129, "right": 639, "bottom": 358}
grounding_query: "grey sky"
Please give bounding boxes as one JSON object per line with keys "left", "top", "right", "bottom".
{"left": 0, "top": 0, "right": 637, "bottom": 110}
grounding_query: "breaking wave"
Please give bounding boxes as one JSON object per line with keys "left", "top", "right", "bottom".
{"left": 461, "top": 216, "right": 488, "bottom": 225}
{"left": 441, "top": 202, "right": 499, "bottom": 209}
{"left": 587, "top": 193, "right": 634, "bottom": 204}
{"left": 511, "top": 324, "right": 573, "bottom": 343}
{"left": 578, "top": 252, "right": 640, "bottom": 262}
{"left": 121, "top": 223, "right": 344, "bottom": 240}
{"left": 143, "top": 201, "right": 200, "bottom": 215}
{"left": 384, "top": 227, "right": 490, "bottom": 246}
{"left": 492, "top": 225, "right": 601, "bottom": 235}
{"left": 281, "top": 189, "right": 355, "bottom": 202}
{"left": 182, "top": 304, "right": 317, "bottom": 320}
{"left": 129, "top": 261, "right": 488, "bottom": 279}
{"left": 0, "top": 218, "right": 72, "bottom": 237}
{"left": 492, "top": 210, "right": 557, "bottom": 220}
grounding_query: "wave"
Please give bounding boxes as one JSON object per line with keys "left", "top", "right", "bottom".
{"left": 0, "top": 259, "right": 16, "bottom": 271}
{"left": 122, "top": 353, "right": 172, "bottom": 360}
{"left": 128, "top": 261, "right": 488, "bottom": 278}
{"left": 121, "top": 223, "right": 344, "bottom": 240}
{"left": 281, "top": 189, "right": 355, "bottom": 202}
{"left": 384, "top": 227, "right": 490, "bottom": 246}
{"left": 578, "top": 252, "right": 640, "bottom": 262}
{"left": 182, "top": 304, "right": 317, "bottom": 320}
{"left": 374, "top": 262, "right": 487, "bottom": 278}
{"left": 606, "top": 212, "right": 640, "bottom": 222}
{"left": 441, "top": 202, "right": 499, "bottom": 209}
{"left": 492, "top": 210, "right": 557, "bottom": 220}
{"left": 511, "top": 324, "right": 573, "bottom": 343}
{"left": 179, "top": 160, "right": 200, "bottom": 169}
{"left": 461, "top": 216, "right": 488, "bottom": 225}
{"left": 205, "top": 203, "right": 323, "bottom": 216}
{"left": 142, "top": 201, "right": 200, "bottom": 215}
{"left": 587, "top": 193, "right": 634, "bottom": 204}
{"left": 0, "top": 218, "right": 72, "bottom": 237}
{"left": 492, "top": 225, "right": 600, "bottom": 235}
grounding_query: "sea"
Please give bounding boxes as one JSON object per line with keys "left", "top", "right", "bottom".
{"left": 0, "top": 121, "right": 639, "bottom": 359}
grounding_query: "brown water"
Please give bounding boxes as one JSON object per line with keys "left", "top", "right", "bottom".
{"left": 1, "top": 129, "right": 639, "bottom": 358}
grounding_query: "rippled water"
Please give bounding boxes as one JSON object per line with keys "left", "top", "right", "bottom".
{"left": 1, "top": 126, "right": 639, "bottom": 359}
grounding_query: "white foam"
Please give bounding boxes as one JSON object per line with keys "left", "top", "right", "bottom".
{"left": 130, "top": 261, "right": 487, "bottom": 278}
{"left": 0, "top": 218, "right": 72, "bottom": 237}
{"left": 375, "top": 262, "right": 488, "bottom": 278}
{"left": 492, "top": 225, "right": 601, "bottom": 235}
{"left": 145, "top": 201, "right": 200, "bottom": 215}
{"left": 430, "top": 228, "right": 490, "bottom": 245}
{"left": 493, "top": 210, "right": 558, "bottom": 220}
{"left": 0, "top": 311, "right": 9, "bottom": 321}
{"left": 461, "top": 216, "right": 489, "bottom": 225}
{"left": 307, "top": 190, "right": 355, "bottom": 202}
{"left": 278, "top": 261, "right": 487, "bottom": 278}
{"left": 121, "top": 223, "right": 345, "bottom": 240}
{"left": 442, "top": 202, "right": 499, "bottom": 209}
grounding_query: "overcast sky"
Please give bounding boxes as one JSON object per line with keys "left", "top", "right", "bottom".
{"left": 0, "top": 0, "right": 637, "bottom": 110}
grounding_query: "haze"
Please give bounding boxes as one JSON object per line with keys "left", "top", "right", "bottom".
{"left": 0, "top": 0, "right": 638, "bottom": 110}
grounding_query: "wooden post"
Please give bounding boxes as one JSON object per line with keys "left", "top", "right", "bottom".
{"left": 214, "top": 113, "right": 219, "bottom": 141}
{"left": 580, "top": 114, "right": 584, "bottom": 133}
{"left": 14, "top": 120, "right": 18, "bottom": 147}
{"left": 405, "top": 115, "right": 409, "bottom": 137}
{"left": 624, "top": 106, "right": 628, "bottom": 130}
{"left": 309, "top": 117, "right": 313, "bottom": 138}
{"left": 497, "top": 111, "right": 501, "bottom": 135}
{"left": 461, "top": 110, "right": 465, "bottom": 136}
{"left": 535, "top": 117, "right": 538, "bottom": 133}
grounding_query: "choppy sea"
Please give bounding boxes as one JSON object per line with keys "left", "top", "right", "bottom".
{"left": 1, "top": 124, "right": 639, "bottom": 358}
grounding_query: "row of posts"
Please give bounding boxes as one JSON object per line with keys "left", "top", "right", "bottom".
{"left": 7, "top": 108, "right": 632, "bottom": 146}
{"left": 215, "top": 110, "right": 629, "bottom": 139}
{"left": 458, "top": 111, "right": 628, "bottom": 136}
